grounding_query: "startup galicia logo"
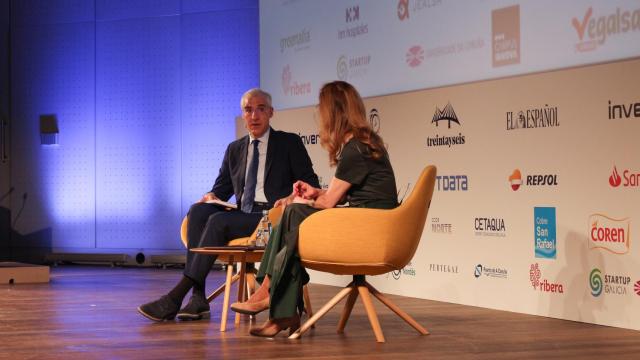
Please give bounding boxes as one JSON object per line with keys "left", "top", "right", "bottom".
{"left": 589, "top": 268, "right": 632, "bottom": 297}
{"left": 590, "top": 268, "right": 603, "bottom": 297}
{"left": 427, "top": 102, "right": 466, "bottom": 148}
{"left": 534, "top": 207, "right": 556, "bottom": 259}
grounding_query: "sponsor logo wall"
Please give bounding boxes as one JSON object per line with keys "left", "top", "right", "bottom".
{"left": 269, "top": 56, "right": 640, "bottom": 331}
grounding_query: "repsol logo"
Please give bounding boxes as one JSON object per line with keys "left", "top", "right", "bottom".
{"left": 298, "top": 132, "right": 319, "bottom": 145}
{"left": 526, "top": 174, "right": 558, "bottom": 186}
{"left": 436, "top": 175, "right": 468, "bottom": 191}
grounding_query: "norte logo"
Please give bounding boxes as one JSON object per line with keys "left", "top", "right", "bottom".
{"left": 534, "top": 207, "right": 556, "bottom": 259}
{"left": 339, "top": 5, "right": 368, "bottom": 40}
{"left": 492, "top": 4, "right": 520, "bottom": 67}
{"left": 474, "top": 264, "right": 508, "bottom": 279}
{"left": 368, "top": 108, "right": 380, "bottom": 133}
{"left": 474, "top": 217, "right": 506, "bottom": 237}
{"left": 431, "top": 217, "right": 453, "bottom": 234}
{"left": 529, "top": 263, "right": 564, "bottom": 293}
{"left": 589, "top": 268, "right": 632, "bottom": 297}
{"left": 281, "top": 65, "right": 311, "bottom": 96}
{"left": 506, "top": 104, "right": 559, "bottom": 130}
{"left": 436, "top": 175, "right": 468, "bottom": 191}
{"left": 609, "top": 100, "right": 640, "bottom": 120}
{"left": 588, "top": 214, "right": 630, "bottom": 255}
{"left": 508, "top": 169, "right": 558, "bottom": 191}
{"left": 406, "top": 45, "right": 425, "bottom": 67}
{"left": 572, "top": 6, "right": 640, "bottom": 52}
{"left": 427, "top": 102, "right": 466, "bottom": 148}
{"left": 609, "top": 165, "right": 640, "bottom": 187}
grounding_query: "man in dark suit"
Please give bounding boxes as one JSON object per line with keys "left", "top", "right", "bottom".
{"left": 138, "top": 88, "right": 319, "bottom": 322}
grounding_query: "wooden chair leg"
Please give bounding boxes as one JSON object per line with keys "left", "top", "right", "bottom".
{"left": 302, "top": 284, "right": 315, "bottom": 328}
{"left": 207, "top": 273, "right": 239, "bottom": 303}
{"left": 357, "top": 284, "right": 385, "bottom": 343}
{"left": 289, "top": 284, "right": 354, "bottom": 340}
{"left": 337, "top": 289, "right": 359, "bottom": 333}
{"left": 366, "top": 282, "right": 429, "bottom": 335}
{"left": 220, "top": 259, "right": 235, "bottom": 332}
{"left": 235, "top": 259, "right": 247, "bottom": 325}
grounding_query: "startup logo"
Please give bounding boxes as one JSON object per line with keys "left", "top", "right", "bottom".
{"left": 436, "top": 175, "right": 468, "bottom": 191}
{"left": 508, "top": 169, "right": 558, "bottom": 191}
{"left": 474, "top": 217, "right": 506, "bottom": 237}
{"left": 609, "top": 165, "right": 640, "bottom": 187}
{"left": 431, "top": 217, "right": 453, "bottom": 234}
{"left": 281, "top": 65, "right": 311, "bottom": 96}
{"left": 573, "top": 6, "right": 640, "bottom": 53}
{"left": 506, "top": 104, "right": 559, "bottom": 130}
{"left": 474, "top": 264, "right": 508, "bottom": 279}
{"left": 589, "top": 268, "right": 631, "bottom": 297}
{"left": 588, "top": 214, "right": 630, "bottom": 255}
{"left": 534, "top": 207, "right": 556, "bottom": 259}
{"left": 339, "top": 5, "right": 368, "bottom": 40}
{"left": 279, "top": 28, "right": 311, "bottom": 53}
{"left": 492, "top": 5, "right": 520, "bottom": 67}
{"left": 427, "top": 102, "right": 466, "bottom": 148}
{"left": 406, "top": 45, "right": 425, "bottom": 67}
{"left": 336, "top": 54, "right": 371, "bottom": 80}
{"left": 397, "top": 0, "right": 443, "bottom": 21}
{"left": 529, "top": 263, "right": 564, "bottom": 293}
{"left": 368, "top": 108, "right": 381, "bottom": 133}
{"left": 608, "top": 100, "right": 640, "bottom": 120}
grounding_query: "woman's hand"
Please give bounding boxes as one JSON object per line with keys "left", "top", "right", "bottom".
{"left": 294, "top": 181, "right": 320, "bottom": 199}
{"left": 292, "top": 196, "right": 314, "bottom": 206}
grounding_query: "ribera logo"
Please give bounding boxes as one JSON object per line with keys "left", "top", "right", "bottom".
{"left": 368, "top": 108, "right": 380, "bottom": 133}
{"left": 281, "top": 65, "right": 311, "bottom": 96}
{"left": 339, "top": 5, "right": 368, "bottom": 39}
{"left": 431, "top": 217, "right": 453, "bottom": 234}
{"left": 508, "top": 169, "right": 558, "bottom": 191}
{"left": 279, "top": 28, "right": 311, "bottom": 53}
{"left": 534, "top": 207, "right": 556, "bottom": 259}
{"left": 406, "top": 45, "right": 425, "bottom": 67}
{"left": 474, "top": 217, "right": 506, "bottom": 237}
{"left": 608, "top": 100, "right": 640, "bottom": 119}
{"left": 427, "top": 102, "right": 466, "bottom": 148}
{"left": 492, "top": 5, "right": 520, "bottom": 67}
{"left": 474, "top": 264, "right": 508, "bottom": 279}
{"left": 609, "top": 165, "right": 639, "bottom": 187}
{"left": 336, "top": 54, "right": 371, "bottom": 80}
{"left": 573, "top": 6, "right": 640, "bottom": 52}
{"left": 588, "top": 214, "right": 630, "bottom": 255}
{"left": 428, "top": 263, "right": 458, "bottom": 274}
{"left": 589, "top": 268, "right": 631, "bottom": 297}
{"left": 506, "top": 104, "right": 559, "bottom": 130}
{"left": 530, "top": 263, "right": 564, "bottom": 293}
{"left": 436, "top": 175, "right": 468, "bottom": 191}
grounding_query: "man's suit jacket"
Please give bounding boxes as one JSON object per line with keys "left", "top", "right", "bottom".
{"left": 210, "top": 127, "right": 320, "bottom": 207}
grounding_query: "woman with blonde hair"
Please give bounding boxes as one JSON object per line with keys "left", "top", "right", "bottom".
{"left": 231, "top": 80, "right": 398, "bottom": 337}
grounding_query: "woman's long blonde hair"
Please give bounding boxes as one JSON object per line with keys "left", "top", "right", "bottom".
{"left": 318, "top": 81, "right": 385, "bottom": 166}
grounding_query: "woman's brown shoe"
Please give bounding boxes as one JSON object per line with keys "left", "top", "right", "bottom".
{"left": 249, "top": 315, "right": 300, "bottom": 337}
{"left": 230, "top": 298, "right": 269, "bottom": 315}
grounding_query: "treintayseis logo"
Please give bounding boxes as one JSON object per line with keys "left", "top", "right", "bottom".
{"left": 534, "top": 207, "right": 556, "bottom": 259}
{"left": 427, "top": 102, "right": 466, "bottom": 148}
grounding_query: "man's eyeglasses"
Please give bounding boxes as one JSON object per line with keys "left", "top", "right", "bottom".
{"left": 243, "top": 105, "right": 270, "bottom": 115}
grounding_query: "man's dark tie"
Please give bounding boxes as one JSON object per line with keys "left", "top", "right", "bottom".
{"left": 241, "top": 139, "right": 260, "bottom": 213}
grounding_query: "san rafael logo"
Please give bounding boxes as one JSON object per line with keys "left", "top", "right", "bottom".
{"left": 534, "top": 207, "right": 556, "bottom": 259}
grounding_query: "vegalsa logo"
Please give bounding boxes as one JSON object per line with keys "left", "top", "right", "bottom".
{"left": 397, "top": 0, "right": 409, "bottom": 21}
{"left": 406, "top": 45, "right": 424, "bottom": 67}
{"left": 534, "top": 207, "right": 556, "bottom": 259}
{"left": 427, "top": 102, "right": 466, "bottom": 148}
{"left": 529, "top": 263, "right": 564, "bottom": 293}
{"left": 509, "top": 169, "right": 522, "bottom": 191}
{"left": 588, "top": 214, "right": 630, "bottom": 255}
{"left": 368, "top": 108, "right": 380, "bottom": 133}
{"left": 590, "top": 268, "right": 603, "bottom": 297}
{"left": 609, "top": 165, "right": 640, "bottom": 187}
{"left": 281, "top": 65, "right": 311, "bottom": 96}
{"left": 635, "top": 280, "right": 640, "bottom": 296}
{"left": 573, "top": 6, "right": 640, "bottom": 52}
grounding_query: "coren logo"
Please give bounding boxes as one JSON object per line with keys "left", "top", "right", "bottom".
{"left": 588, "top": 214, "right": 630, "bottom": 255}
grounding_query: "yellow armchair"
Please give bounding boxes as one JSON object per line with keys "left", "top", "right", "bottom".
{"left": 290, "top": 165, "right": 437, "bottom": 342}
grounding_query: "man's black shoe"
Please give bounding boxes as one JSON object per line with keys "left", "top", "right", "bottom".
{"left": 176, "top": 295, "right": 211, "bottom": 321}
{"left": 137, "top": 295, "right": 180, "bottom": 322}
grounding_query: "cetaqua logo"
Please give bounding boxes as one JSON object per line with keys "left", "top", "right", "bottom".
{"left": 281, "top": 65, "right": 311, "bottom": 96}
{"left": 588, "top": 214, "right": 630, "bottom": 255}
{"left": 609, "top": 165, "right": 640, "bottom": 187}
{"left": 406, "top": 45, "right": 424, "bottom": 67}
{"left": 529, "top": 263, "right": 564, "bottom": 293}
{"left": 573, "top": 6, "right": 640, "bottom": 52}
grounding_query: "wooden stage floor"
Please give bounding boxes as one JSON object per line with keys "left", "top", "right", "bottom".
{"left": 1, "top": 265, "right": 639, "bottom": 359}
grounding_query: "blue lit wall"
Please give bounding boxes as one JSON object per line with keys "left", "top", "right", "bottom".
{"left": 9, "top": 0, "right": 259, "bottom": 252}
